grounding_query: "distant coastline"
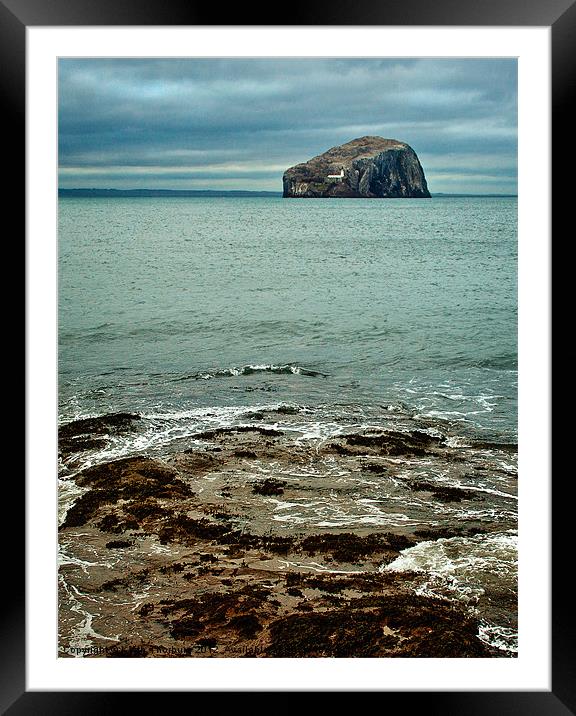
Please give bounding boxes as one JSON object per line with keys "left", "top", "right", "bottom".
{"left": 59, "top": 188, "right": 517, "bottom": 199}
{"left": 59, "top": 188, "right": 283, "bottom": 198}
{"left": 432, "top": 192, "right": 518, "bottom": 198}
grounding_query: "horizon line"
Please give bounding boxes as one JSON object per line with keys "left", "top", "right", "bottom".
{"left": 59, "top": 188, "right": 518, "bottom": 198}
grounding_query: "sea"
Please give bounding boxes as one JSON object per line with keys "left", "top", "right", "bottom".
{"left": 58, "top": 195, "right": 518, "bottom": 654}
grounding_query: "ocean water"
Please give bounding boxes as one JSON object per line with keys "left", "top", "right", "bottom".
{"left": 59, "top": 196, "right": 516, "bottom": 434}
{"left": 58, "top": 195, "right": 518, "bottom": 653}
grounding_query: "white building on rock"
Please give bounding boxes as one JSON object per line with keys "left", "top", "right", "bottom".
{"left": 327, "top": 168, "right": 345, "bottom": 181}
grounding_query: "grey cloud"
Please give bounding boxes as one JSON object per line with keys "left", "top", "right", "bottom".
{"left": 59, "top": 58, "right": 517, "bottom": 194}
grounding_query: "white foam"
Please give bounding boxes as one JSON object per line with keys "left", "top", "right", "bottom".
{"left": 58, "top": 542, "right": 119, "bottom": 572}
{"left": 149, "top": 542, "right": 172, "bottom": 555}
{"left": 478, "top": 622, "right": 518, "bottom": 654}
{"left": 279, "top": 559, "right": 363, "bottom": 574}
{"left": 58, "top": 479, "right": 88, "bottom": 526}
{"left": 383, "top": 532, "right": 518, "bottom": 647}
{"left": 457, "top": 484, "right": 517, "bottom": 501}
{"left": 384, "top": 533, "right": 517, "bottom": 584}
{"left": 59, "top": 574, "right": 120, "bottom": 654}
{"left": 271, "top": 495, "right": 423, "bottom": 528}
{"left": 193, "top": 363, "right": 328, "bottom": 380}
{"left": 444, "top": 436, "right": 472, "bottom": 448}
{"left": 59, "top": 403, "right": 360, "bottom": 474}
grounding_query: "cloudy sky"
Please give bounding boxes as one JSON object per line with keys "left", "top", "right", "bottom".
{"left": 58, "top": 58, "right": 517, "bottom": 194}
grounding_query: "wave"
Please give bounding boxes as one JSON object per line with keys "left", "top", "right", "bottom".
{"left": 382, "top": 531, "right": 518, "bottom": 653}
{"left": 175, "top": 364, "right": 329, "bottom": 381}
{"left": 382, "top": 531, "right": 517, "bottom": 594}
{"left": 60, "top": 318, "right": 224, "bottom": 344}
{"left": 57, "top": 398, "right": 517, "bottom": 488}
{"left": 475, "top": 353, "right": 518, "bottom": 370}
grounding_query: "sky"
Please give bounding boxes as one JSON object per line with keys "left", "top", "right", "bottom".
{"left": 58, "top": 58, "right": 517, "bottom": 195}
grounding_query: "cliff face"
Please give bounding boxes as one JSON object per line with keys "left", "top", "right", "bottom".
{"left": 282, "top": 136, "right": 431, "bottom": 199}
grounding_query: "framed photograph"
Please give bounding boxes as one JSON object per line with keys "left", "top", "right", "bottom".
{"left": 11, "top": 0, "right": 567, "bottom": 709}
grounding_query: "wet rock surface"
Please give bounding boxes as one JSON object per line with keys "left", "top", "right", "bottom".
{"left": 59, "top": 425, "right": 516, "bottom": 658}
{"left": 59, "top": 413, "right": 141, "bottom": 458}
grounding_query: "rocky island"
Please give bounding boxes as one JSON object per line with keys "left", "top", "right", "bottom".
{"left": 283, "top": 136, "right": 430, "bottom": 199}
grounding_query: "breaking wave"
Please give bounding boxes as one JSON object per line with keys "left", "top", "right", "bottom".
{"left": 177, "top": 364, "right": 329, "bottom": 381}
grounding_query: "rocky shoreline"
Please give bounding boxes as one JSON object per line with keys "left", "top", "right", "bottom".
{"left": 58, "top": 414, "right": 516, "bottom": 658}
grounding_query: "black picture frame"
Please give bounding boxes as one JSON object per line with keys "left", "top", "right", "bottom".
{"left": 10, "top": 0, "right": 568, "bottom": 710}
